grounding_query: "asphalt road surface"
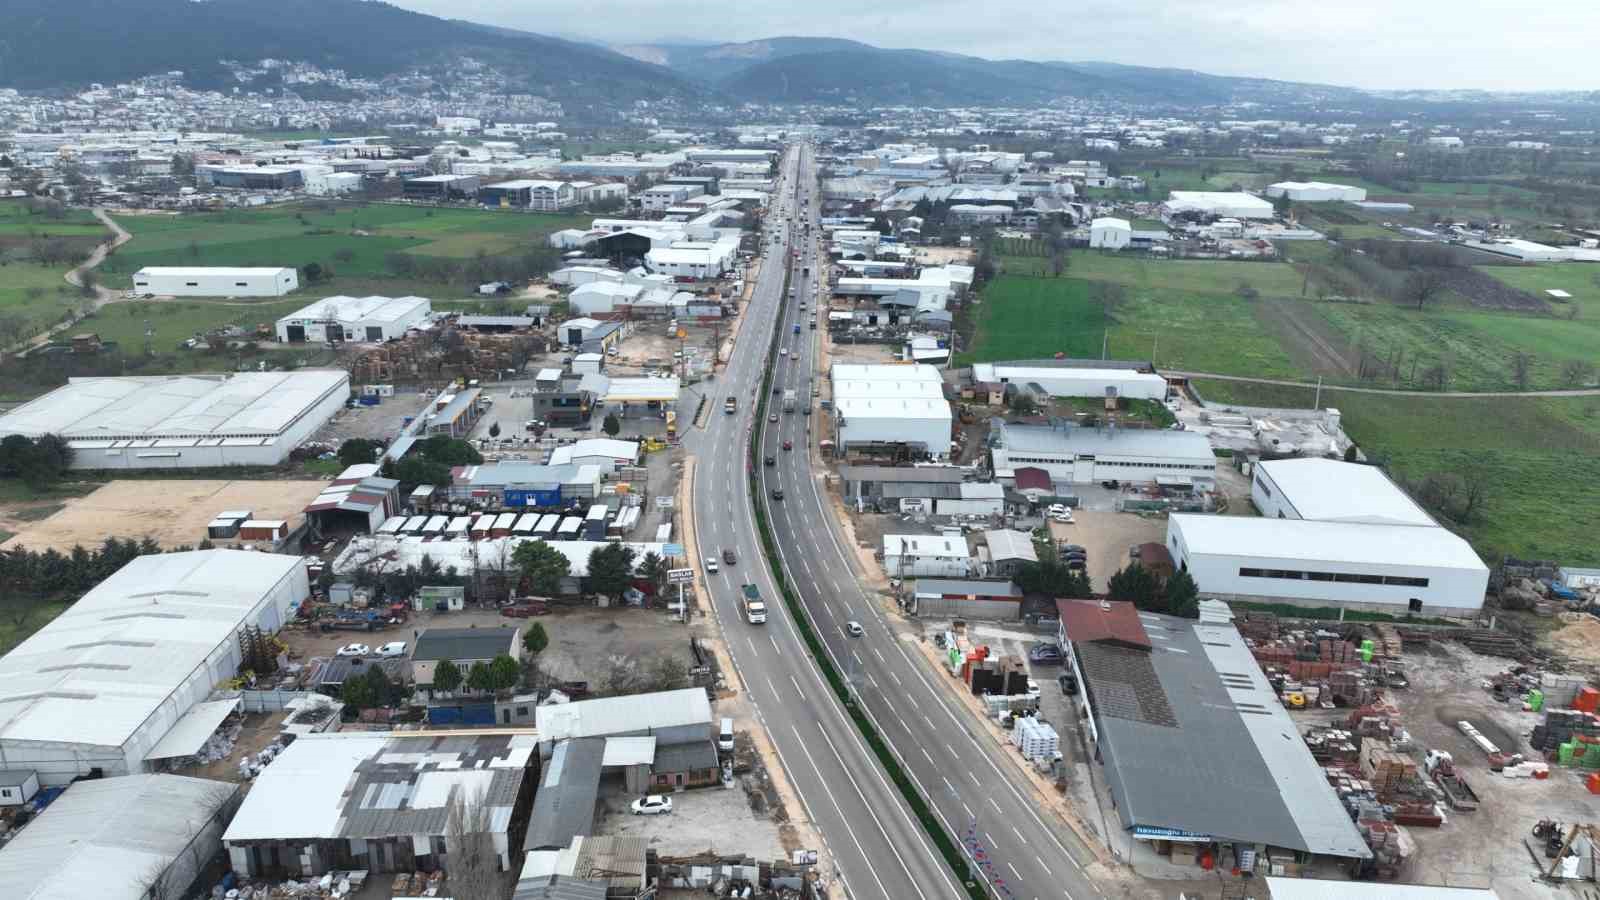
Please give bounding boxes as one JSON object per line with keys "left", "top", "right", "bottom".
{"left": 686, "top": 145, "right": 1109, "bottom": 900}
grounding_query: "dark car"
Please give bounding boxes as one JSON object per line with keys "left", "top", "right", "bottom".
{"left": 1101, "top": 480, "right": 1120, "bottom": 489}
{"left": 1029, "top": 644, "right": 1064, "bottom": 664}
{"left": 771, "top": 488, "right": 785, "bottom": 500}
{"left": 723, "top": 548, "right": 737, "bottom": 565}
{"left": 1058, "top": 672, "right": 1079, "bottom": 695}
{"left": 1061, "top": 544, "right": 1087, "bottom": 555}
{"left": 1065, "top": 558, "right": 1087, "bottom": 572}
{"left": 764, "top": 455, "right": 776, "bottom": 466}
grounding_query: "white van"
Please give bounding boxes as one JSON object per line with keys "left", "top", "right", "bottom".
{"left": 717, "top": 718, "right": 735, "bottom": 753}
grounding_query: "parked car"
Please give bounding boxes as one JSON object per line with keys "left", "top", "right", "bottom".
{"left": 1065, "top": 558, "right": 1087, "bottom": 572}
{"left": 1129, "top": 544, "right": 1143, "bottom": 560}
{"left": 1049, "top": 511, "right": 1074, "bottom": 524}
{"left": 631, "top": 795, "right": 673, "bottom": 816}
{"left": 1029, "top": 644, "right": 1063, "bottom": 664}
{"left": 1026, "top": 678, "right": 1042, "bottom": 699}
{"left": 1058, "top": 672, "right": 1079, "bottom": 695}
{"left": 846, "top": 621, "right": 864, "bottom": 637}
{"left": 705, "top": 556, "right": 720, "bottom": 574}
{"left": 375, "top": 641, "right": 408, "bottom": 658}
{"left": 1061, "top": 544, "right": 1087, "bottom": 555}
{"left": 723, "top": 548, "right": 737, "bottom": 565}
{"left": 335, "top": 643, "right": 370, "bottom": 657}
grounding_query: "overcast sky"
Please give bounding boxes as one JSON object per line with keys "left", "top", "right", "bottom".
{"left": 391, "top": 0, "right": 1598, "bottom": 92}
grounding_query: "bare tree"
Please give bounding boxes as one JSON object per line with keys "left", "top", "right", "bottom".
{"left": 1560, "top": 359, "right": 1596, "bottom": 388}
{"left": 445, "top": 787, "right": 501, "bottom": 900}
{"left": 1405, "top": 269, "right": 1446, "bottom": 310}
{"left": 1510, "top": 351, "right": 1536, "bottom": 391}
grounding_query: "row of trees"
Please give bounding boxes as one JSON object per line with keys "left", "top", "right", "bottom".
{"left": 0, "top": 536, "right": 216, "bottom": 629}
{"left": 0, "top": 433, "right": 73, "bottom": 483}
{"left": 509, "top": 539, "right": 669, "bottom": 602}
{"left": 429, "top": 654, "right": 522, "bottom": 696}
{"left": 1107, "top": 563, "right": 1201, "bottom": 619}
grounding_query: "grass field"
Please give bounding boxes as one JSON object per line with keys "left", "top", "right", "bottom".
{"left": 78, "top": 298, "right": 312, "bottom": 349}
{"left": 1004, "top": 252, "right": 1308, "bottom": 298}
{"left": 964, "top": 270, "right": 1303, "bottom": 376}
{"left": 1478, "top": 265, "right": 1600, "bottom": 316}
{"left": 0, "top": 599, "right": 72, "bottom": 655}
{"left": 101, "top": 203, "right": 582, "bottom": 290}
{"left": 960, "top": 276, "right": 1104, "bottom": 363}
{"left": 0, "top": 200, "right": 107, "bottom": 237}
{"left": 1194, "top": 379, "right": 1600, "bottom": 565}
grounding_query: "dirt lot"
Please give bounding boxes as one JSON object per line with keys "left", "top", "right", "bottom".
{"left": 824, "top": 340, "right": 897, "bottom": 365}
{"left": 595, "top": 778, "right": 786, "bottom": 860}
{"left": 1046, "top": 509, "right": 1166, "bottom": 589}
{"left": 913, "top": 246, "right": 977, "bottom": 266}
{"left": 311, "top": 392, "right": 436, "bottom": 445}
{"left": 0, "top": 479, "right": 328, "bottom": 551}
{"left": 1321, "top": 639, "right": 1584, "bottom": 899}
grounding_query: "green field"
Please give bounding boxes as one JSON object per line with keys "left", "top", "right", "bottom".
{"left": 0, "top": 200, "right": 107, "bottom": 237}
{"left": 1194, "top": 379, "right": 1600, "bottom": 565}
{"left": 1004, "top": 252, "right": 1308, "bottom": 297}
{"left": 101, "top": 203, "right": 582, "bottom": 290}
{"left": 1478, "top": 265, "right": 1600, "bottom": 315}
{"left": 960, "top": 276, "right": 1104, "bottom": 363}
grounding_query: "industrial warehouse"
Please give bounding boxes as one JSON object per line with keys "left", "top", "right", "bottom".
{"left": 0, "top": 369, "right": 351, "bottom": 469}
{"left": 1165, "top": 458, "right": 1490, "bottom": 616}
{"left": 828, "top": 362, "right": 954, "bottom": 460}
{"left": 274, "top": 295, "right": 434, "bottom": 343}
{"left": 0, "top": 550, "right": 307, "bottom": 784}
{"left": 131, "top": 266, "right": 300, "bottom": 297}
{"left": 1057, "top": 599, "right": 1372, "bottom": 870}
{"left": 989, "top": 420, "right": 1217, "bottom": 485}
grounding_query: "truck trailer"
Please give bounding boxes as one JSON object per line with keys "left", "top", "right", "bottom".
{"left": 740, "top": 583, "right": 768, "bottom": 624}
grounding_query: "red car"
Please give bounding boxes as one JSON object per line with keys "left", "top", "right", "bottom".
{"left": 782, "top": 440, "right": 793, "bottom": 451}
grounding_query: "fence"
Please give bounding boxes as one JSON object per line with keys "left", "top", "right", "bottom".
{"left": 229, "top": 689, "right": 316, "bottom": 713}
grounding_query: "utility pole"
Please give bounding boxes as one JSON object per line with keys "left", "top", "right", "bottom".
{"left": 1313, "top": 375, "right": 1323, "bottom": 410}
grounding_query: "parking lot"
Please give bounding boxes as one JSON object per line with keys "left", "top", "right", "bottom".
{"left": 595, "top": 777, "right": 786, "bottom": 860}
{"left": 1046, "top": 509, "right": 1166, "bottom": 589}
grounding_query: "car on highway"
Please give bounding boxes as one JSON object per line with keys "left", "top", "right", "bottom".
{"left": 375, "top": 641, "right": 408, "bottom": 658}
{"left": 782, "top": 439, "right": 792, "bottom": 451}
{"left": 770, "top": 488, "right": 784, "bottom": 501}
{"left": 779, "top": 347, "right": 787, "bottom": 357}
{"left": 631, "top": 795, "right": 673, "bottom": 816}
{"left": 335, "top": 642, "right": 370, "bottom": 657}
{"left": 723, "top": 548, "right": 737, "bottom": 565}
{"left": 764, "top": 455, "right": 775, "bottom": 466}
{"left": 705, "top": 556, "right": 719, "bottom": 574}
{"left": 846, "top": 621, "right": 864, "bottom": 637}
{"left": 769, "top": 412, "right": 778, "bottom": 423}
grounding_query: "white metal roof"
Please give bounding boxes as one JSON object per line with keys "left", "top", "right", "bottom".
{"left": 836, "top": 397, "right": 953, "bottom": 421}
{"left": 0, "top": 370, "right": 348, "bottom": 439}
{"left": 883, "top": 534, "right": 970, "bottom": 558}
{"left": 536, "top": 688, "right": 711, "bottom": 742}
{"left": 334, "top": 536, "right": 666, "bottom": 580}
{"left": 135, "top": 266, "right": 294, "bottom": 278}
{"left": 142, "top": 696, "right": 241, "bottom": 760}
{"left": 602, "top": 377, "right": 680, "bottom": 403}
{"left": 0, "top": 774, "right": 235, "bottom": 900}
{"left": 278, "top": 295, "right": 431, "bottom": 325}
{"left": 1264, "top": 878, "right": 1498, "bottom": 900}
{"left": 602, "top": 735, "right": 657, "bottom": 766}
{"left": 830, "top": 363, "right": 943, "bottom": 384}
{"left": 0, "top": 550, "right": 302, "bottom": 750}
{"left": 1256, "top": 458, "right": 1435, "bottom": 526}
{"left": 1170, "top": 515, "right": 1488, "bottom": 572}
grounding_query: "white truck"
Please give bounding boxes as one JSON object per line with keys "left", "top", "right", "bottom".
{"left": 783, "top": 389, "right": 797, "bottom": 413}
{"left": 740, "top": 584, "right": 768, "bottom": 624}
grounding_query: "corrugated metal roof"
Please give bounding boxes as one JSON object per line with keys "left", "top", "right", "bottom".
{"left": 143, "top": 696, "right": 240, "bottom": 760}
{"left": 1256, "top": 458, "right": 1435, "bottom": 526}
{"left": 0, "top": 774, "right": 237, "bottom": 900}
{"left": 913, "top": 578, "right": 1022, "bottom": 599}
{"left": 524, "top": 738, "right": 603, "bottom": 851}
{"left": 536, "top": 689, "right": 711, "bottom": 743}
{"left": 1170, "top": 514, "right": 1488, "bottom": 571}
{"left": 1089, "top": 612, "right": 1370, "bottom": 858}
{"left": 1057, "top": 599, "right": 1151, "bottom": 649}
{"left": 651, "top": 739, "right": 719, "bottom": 774}
{"left": 0, "top": 550, "right": 302, "bottom": 751}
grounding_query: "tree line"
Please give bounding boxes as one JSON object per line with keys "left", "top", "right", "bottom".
{"left": 0, "top": 536, "right": 222, "bottom": 629}
{"left": 0, "top": 433, "right": 73, "bottom": 484}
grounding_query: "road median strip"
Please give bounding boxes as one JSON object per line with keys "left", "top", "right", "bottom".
{"left": 746, "top": 243, "right": 990, "bottom": 900}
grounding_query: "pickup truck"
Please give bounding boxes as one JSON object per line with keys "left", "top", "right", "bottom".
{"left": 740, "top": 583, "right": 768, "bottom": 624}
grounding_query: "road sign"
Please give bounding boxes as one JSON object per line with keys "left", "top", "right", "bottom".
{"left": 666, "top": 568, "right": 695, "bottom": 585}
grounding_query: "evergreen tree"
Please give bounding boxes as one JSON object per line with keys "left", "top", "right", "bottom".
{"left": 433, "top": 658, "right": 462, "bottom": 693}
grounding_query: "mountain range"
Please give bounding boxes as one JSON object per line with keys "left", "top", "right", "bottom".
{"left": 0, "top": 1, "right": 1558, "bottom": 110}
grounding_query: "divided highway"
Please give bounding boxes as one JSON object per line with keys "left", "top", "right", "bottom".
{"left": 687, "top": 144, "right": 1106, "bottom": 900}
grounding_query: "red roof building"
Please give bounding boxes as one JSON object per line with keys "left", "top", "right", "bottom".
{"left": 1055, "top": 599, "right": 1151, "bottom": 650}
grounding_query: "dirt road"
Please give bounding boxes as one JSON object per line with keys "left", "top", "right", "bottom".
{"left": 8, "top": 209, "right": 135, "bottom": 355}
{"left": 1173, "top": 370, "right": 1600, "bottom": 399}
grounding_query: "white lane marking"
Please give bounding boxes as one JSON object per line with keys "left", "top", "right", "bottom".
{"left": 985, "top": 831, "right": 997, "bottom": 847}
{"left": 769, "top": 634, "right": 782, "bottom": 656}
{"left": 921, "top": 747, "right": 935, "bottom": 764}
{"left": 963, "top": 802, "right": 975, "bottom": 820}
{"left": 789, "top": 674, "right": 805, "bottom": 702}
{"left": 889, "top": 670, "right": 903, "bottom": 686}
{"left": 812, "top": 722, "right": 932, "bottom": 900}
{"left": 1007, "top": 862, "right": 1022, "bottom": 882}
{"left": 872, "top": 646, "right": 886, "bottom": 663}
{"left": 1013, "top": 826, "right": 1028, "bottom": 845}
{"left": 790, "top": 724, "right": 894, "bottom": 900}
{"left": 747, "top": 636, "right": 759, "bottom": 657}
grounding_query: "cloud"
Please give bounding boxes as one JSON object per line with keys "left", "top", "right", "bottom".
{"left": 392, "top": 0, "right": 1600, "bottom": 91}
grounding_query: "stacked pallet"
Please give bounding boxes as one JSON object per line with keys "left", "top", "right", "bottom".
{"left": 1012, "top": 717, "right": 1059, "bottom": 761}
{"left": 1532, "top": 708, "right": 1600, "bottom": 753}
{"left": 1304, "top": 726, "right": 1361, "bottom": 764}
{"left": 1372, "top": 624, "right": 1404, "bottom": 659}
{"left": 1460, "top": 630, "right": 1523, "bottom": 659}
{"left": 1361, "top": 745, "right": 1419, "bottom": 800}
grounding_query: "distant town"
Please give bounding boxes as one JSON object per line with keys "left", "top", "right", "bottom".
{"left": 1, "top": 31, "right": 1599, "bottom": 900}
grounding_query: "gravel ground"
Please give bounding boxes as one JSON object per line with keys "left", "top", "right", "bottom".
{"left": 594, "top": 777, "right": 786, "bottom": 860}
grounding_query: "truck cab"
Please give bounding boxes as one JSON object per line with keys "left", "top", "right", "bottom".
{"left": 740, "top": 583, "right": 768, "bottom": 624}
